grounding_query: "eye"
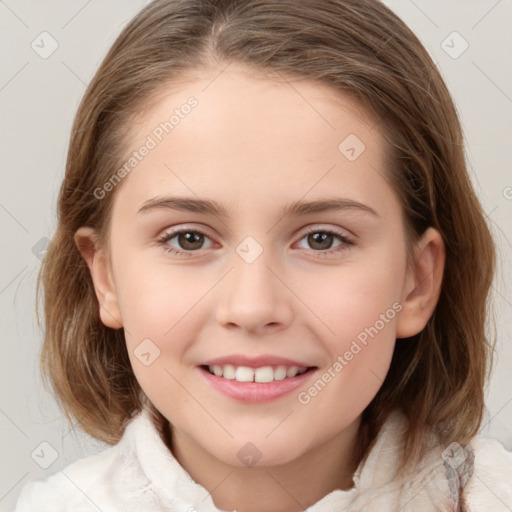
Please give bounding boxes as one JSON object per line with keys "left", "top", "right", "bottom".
{"left": 156, "top": 225, "right": 355, "bottom": 258}
{"left": 157, "top": 228, "right": 215, "bottom": 256}
{"left": 295, "top": 226, "right": 355, "bottom": 254}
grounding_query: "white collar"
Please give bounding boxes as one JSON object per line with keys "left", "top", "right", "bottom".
{"left": 119, "top": 407, "right": 450, "bottom": 511}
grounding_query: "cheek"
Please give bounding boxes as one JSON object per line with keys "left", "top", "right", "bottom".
{"left": 115, "top": 254, "right": 207, "bottom": 340}
{"left": 295, "top": 276, "right": 399, "bottom": 423}
{"left": 292, "top": 247, "right": 404, "bottom": 406}
{"left": 298, "top": 253, "right": 405, "bottom": 343}
{"left": 116, "top": 258, "right": 214, "bottom": 399}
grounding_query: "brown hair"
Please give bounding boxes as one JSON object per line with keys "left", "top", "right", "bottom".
{"left": 37, "top": 0, "right": 496, "bottom": 471}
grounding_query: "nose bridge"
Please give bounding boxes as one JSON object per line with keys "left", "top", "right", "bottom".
{"left": 215, "top": 238, "right": 292, "bottom": 332}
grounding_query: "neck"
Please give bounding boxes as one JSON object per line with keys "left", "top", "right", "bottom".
{"left": 168, "top": 417, "right": 362, "bottom": 512}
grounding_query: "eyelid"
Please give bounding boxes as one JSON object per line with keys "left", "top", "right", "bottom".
{"left": 156, "top": 224, "right": 218, "bottom": 253}
{"left": 159, "top": 223, "right": 352, "bottom": 241}
{"left": 297, "top": 223, "right": 354, "bottom": 240}
{"left": 157, "top": 223, "right": 355, "bottom": 257}
{"left": 159, "top": 223, "right": 216, "bottom": 239}
{"left": 297, "top": 224, "right": 354, "bottom": 244}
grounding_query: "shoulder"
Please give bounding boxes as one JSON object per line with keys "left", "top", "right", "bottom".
{"left": 464, "top": 436, "right": 512, "bottom": 511}
{"left": 360, "top": 411, "right": 512, "bottom": 511}
{"left": 13, "top": 445, "right": 121, "bottom": 511}
{"left": 12, "top": 413, "right": 157, "bottom": 512}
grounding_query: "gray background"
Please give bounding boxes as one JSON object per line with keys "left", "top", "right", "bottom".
{"left": 1, "top": 1, "right": 511, "bottom": 510}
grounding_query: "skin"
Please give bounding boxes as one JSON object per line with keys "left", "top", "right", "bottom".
{"left": 76, "top": 64, "right": 445, "bottom": 512}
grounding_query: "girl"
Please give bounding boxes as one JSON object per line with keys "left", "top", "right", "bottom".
{"left": 14, "top": 0, "right": 512, "bottom": 510}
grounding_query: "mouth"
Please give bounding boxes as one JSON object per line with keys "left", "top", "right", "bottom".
{"left": 200, "top": 364, "right": 313, "bottom": 383}
{"left": 197, "top": 358, "right": 318, "bottom": 403}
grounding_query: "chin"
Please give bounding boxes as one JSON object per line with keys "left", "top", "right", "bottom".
{"left": 207, "top": 435, "right": 308, "bottom": 469}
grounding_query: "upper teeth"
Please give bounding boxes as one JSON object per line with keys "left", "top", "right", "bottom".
{"left": 208, "top": 365, "right": 307, "bottom": 383}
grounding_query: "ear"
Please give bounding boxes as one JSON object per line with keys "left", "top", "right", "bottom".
{"left": 396, "top": 227, "right": 445, "bottom": 339}
{"left": 74, "top": 227, "right": 123, "bottom": 329}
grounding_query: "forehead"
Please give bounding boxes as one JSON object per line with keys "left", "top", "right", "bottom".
{"left": 111, "top": 64, "right": 396, "bottom": 222}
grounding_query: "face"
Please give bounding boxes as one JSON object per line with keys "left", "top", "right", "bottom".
{"left": 81, "top": 64, "right": 443, "bottom": 469}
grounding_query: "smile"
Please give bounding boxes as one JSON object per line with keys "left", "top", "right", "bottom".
{"left": 205, "top": 364, "right": 309, "bottom": 382}
{"left": 198, "top": 358, "right": 317, "bottom": 403}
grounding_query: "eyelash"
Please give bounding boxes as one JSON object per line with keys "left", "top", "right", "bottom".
{"left": 157, "top": 226, "right": 355, "bottom": 258}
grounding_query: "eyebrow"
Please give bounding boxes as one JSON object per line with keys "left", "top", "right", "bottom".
{"left": 137, "top": 196, "right": 379, "bottom": 218}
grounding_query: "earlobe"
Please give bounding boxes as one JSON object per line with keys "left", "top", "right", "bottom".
{"left": 74, "top": 227, "right": 123, "bottom": 329}
{"left": 396, "top": 227, "right": 445, "bottom": 339}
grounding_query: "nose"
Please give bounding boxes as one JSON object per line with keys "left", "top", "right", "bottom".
{"left": 215, "top": 251, "right": 293, "bottom": 335}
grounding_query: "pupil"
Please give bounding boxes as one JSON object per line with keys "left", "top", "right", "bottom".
{"left": 179, "top": 232, "right": 203, "bottom": 250}
{"left": 309, "top": 232, "right": 333, "bottom": 250}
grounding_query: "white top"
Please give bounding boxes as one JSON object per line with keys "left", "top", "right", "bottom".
{"left": 13, "top": 408, "right": 512, "bottom": 511}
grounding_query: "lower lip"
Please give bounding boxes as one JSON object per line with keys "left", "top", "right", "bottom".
{"left": 198, "top": 367, "right": 316, "bottom": 403}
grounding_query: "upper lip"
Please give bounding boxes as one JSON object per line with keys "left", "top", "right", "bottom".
{"left": 199, "top": 354, "right": 315, "bottom": 368}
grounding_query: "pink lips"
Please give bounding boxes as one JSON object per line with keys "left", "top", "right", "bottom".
{"left": 197, "top": 354, "right": 317, "bottom": 403}
{"left": 200, "top": 354, "right": 312, "bottom": 368}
